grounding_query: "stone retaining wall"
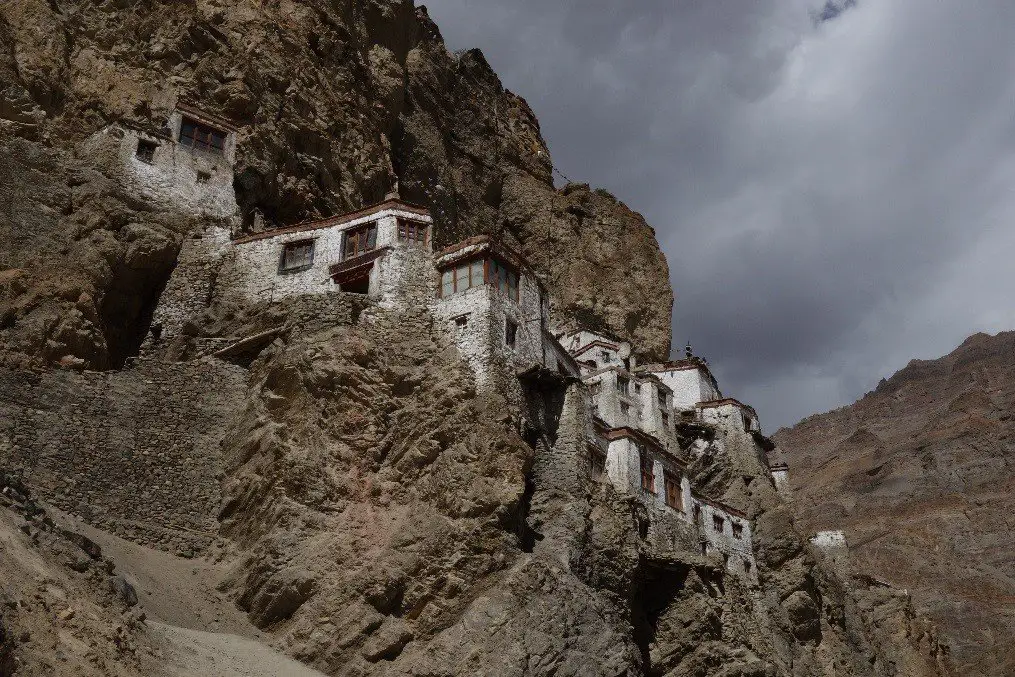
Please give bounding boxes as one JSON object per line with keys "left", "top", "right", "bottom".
{"left": 0, "top": 357, "right": 247, "bottom": 555}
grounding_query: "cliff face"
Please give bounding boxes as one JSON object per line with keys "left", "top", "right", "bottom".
{"left": 0, "top": 0, "right": 671, "bottom": 369}
{"left": 0, "top": 1, "right": 951, "bottom": 676}
{"left": 774, "top": 331, "right": 1015, "bottom": 677}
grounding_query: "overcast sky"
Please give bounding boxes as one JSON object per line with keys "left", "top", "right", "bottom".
{"left": 422, "top": 0, "right": 1015, "bottom": 430}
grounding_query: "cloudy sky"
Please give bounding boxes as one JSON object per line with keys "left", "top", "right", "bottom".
{"left": 422, "top": 0, "right": 1015, "bottom": 429}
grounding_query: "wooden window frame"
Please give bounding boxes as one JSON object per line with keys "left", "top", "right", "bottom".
{"left": 279, "top": 239, "right": 315, "bottom": 273}
{"left": 178, "top": 116, "right": 227, "bottom": 154}
{"left": 639, "top": 448, "right": 655, "bottom": 493}
{"left": 616, "top": 376, "right": 629, "bottom": 395}
{"left": 397, "top": 218, "right": 429, "bottom": 246}
{"left": 664, "top": 471, "right": 682, "bottom": 510}
{"left": 343, "top": 222, "right": 378, "bottom": 261}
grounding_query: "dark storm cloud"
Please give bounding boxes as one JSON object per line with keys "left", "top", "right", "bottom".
{"left": 422, "top": 0, "right": 1015, "bottom": 428}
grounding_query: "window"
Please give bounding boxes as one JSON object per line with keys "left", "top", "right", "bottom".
{"left": 664, "top": 472, "right": 682, "bottom": 510}
{"left": 742, "top": 412, "right": 752, "bottom": 431}
{"left": 657, "top": 390, "right": 668, "bottom": 408}
{"left": 661, "top": 411, "right": 670, "bottom": 427}
{"left": 488, "top": 259, "right": 519, "bottom": 300}
{"left": 453, "top": 314, "right": 468, "bottom": 327}
{"left": 441, "top": 258, "right": 485, "bottom": 296}
{"left": 196, "top": 170, "right": 211, "bottom": 184}
{"left": 589, "top": 446, "right": 606, "bottom": 479}
{"left": 743, "top": 559, "right": 752, "bottom": 574}
{"left": 179, "top": 117, "right": 227, "bottom": 154}
{"left": 620, "top": 402, "right": 630, "bottom": 416}
{"left": 344, "top": 223, "right": 377, "bottom": 260}
{"left": 280, "top": 240, "right": 314, "bottom": 272}
{"left": 616, "top": 376, "right": 629, "bottom": 395}
{"left": 713, "top": 515, "right": 725, "bottom": 533}
{"left": 732, "top": 522, "right": 743, "bottom": 540}
{"left": 398, "top": 219, "right": 428, "bottom": 245}
{"left": 693, "top": 504, "right": 702, "bottom": 522}
{"left": 639, "top": 448, "right": 655, "bottom": 493}
{"left": 136, "top": 139, "right": 157, "bottom": 164}
{"left": 601, "top": 350, "right": 612, "bottom": 364}
{"left": 634, "top": 382, "right": 642, "bottom": 394}
{"left": 505, "top": 319, "right": 518, "bottom": 349}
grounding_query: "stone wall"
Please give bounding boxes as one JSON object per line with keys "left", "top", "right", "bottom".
{"left": 0, "top": 357, "right": 247, "bottom": 555}
{"left": 694, "top": 496, "right": 756, "bottom": 582}
{"left": 81, "top": 121, "right": 239, "bottom": 221}
{"left": 648, "top": 364, "right": 721, "bottom": 411}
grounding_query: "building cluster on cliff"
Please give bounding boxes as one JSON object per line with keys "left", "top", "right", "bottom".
{"left": 103, "top": 103, "right": 792, "bottom": 582}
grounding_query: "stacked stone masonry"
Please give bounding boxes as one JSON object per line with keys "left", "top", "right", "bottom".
{"left": 0, "top": 358, "right": 247, "bottom": 555}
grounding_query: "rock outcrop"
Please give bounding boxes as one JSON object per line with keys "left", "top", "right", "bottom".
{"left": 775, "top": 331, "right": 1015, "bottom": 677}
{"left": 0, "top": 0, "right": 671, "bottom": 370}
{"left": 0, "top": 1, "right": 954, "bottom": 675}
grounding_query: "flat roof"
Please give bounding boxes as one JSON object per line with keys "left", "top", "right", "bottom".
{"left": 696, "top": 397, "right": 758, "bottom": 419}
{"left": 232, "top": 198, "right": 430, "bottom": 245}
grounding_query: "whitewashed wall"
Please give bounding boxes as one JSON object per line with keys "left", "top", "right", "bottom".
{"left": 650, "top": 365, "right": 721, "bottom": 411}
{"left": 83, "top": 122, "right": 239, "bottom": 221}
{"left": 694, "top": 497, "right": 757, "bottom": 583}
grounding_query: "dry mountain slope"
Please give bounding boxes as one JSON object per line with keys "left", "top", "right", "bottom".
{"left": 774, "top": 331, "right": 1015, "bottom": 677}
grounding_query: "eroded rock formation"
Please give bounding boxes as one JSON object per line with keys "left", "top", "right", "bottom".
{"left": 775, "top": 331, "right": 1015, "bottom": 677}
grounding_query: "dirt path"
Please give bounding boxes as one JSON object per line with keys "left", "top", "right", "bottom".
{"left": 46, "top": 510, "right": 327, "bottom": 676}
{"left": 147, "top": 622, "right": 327, "bottom": 677}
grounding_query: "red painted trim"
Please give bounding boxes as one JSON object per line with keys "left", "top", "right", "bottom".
{"left": 233, "top": 199, "right": 430, "bottom": 245}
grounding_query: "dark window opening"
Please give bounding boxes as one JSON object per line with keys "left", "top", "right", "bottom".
{"left": 136, "top": 139, "right": 157, "bottom": 164}
{"left": 713, "top": 515, "right": 725, "bottom": 533}
{"left": 639, "top": 449, "right": 655, "bottom": 493}
{"left": 341, "top": 272, "right": 370, "bottom": 295}
{"left": 617, "top": 376, "right": 629, "bottom": 395}
{"left": 601, "top": 350, "right": 612, "bottom": 364}
{"left": 664, "top": 472, "right": 682, "bottom": 510}
{"left": 732, "top": 522, "right": 744, "bottom": 539}
{"left": 397, "top": 219, "right": 428, "bottom": 245}
{"left": 742, "top": 412, "right": 753, "bottom": 431}
{"left": 657, "top": 390, "right": 668, "bottom": 407}
{"left": 620, "top": 402, "right": 630, "bottom": 416}
{"left": 634, "top": 382, "right": 641, "bottom": 394}
{"left": 344, "top": 223, "right": 377, "bottom": 260}
{"left": 179, "top": 117, "right": 227, "bottom": 154}
{"left": 196, "top": 170, "right": 211, "bottom": 184}
{"left": 453, "top": 314, "right": 468, "bottom": 327}
{"left": 743, "top": 559, "right": 752, "bottom": 573}
{"left": 589, "top": 446, "right": 606, "bottom": 479}
{"left": 280, "top": 239, "right": 314, "bottom": 272}
{"left": 661, "top": 411, "right": 670, "bottom": 427}
{"left": 505, "top": 319, "right": 518, "bottom": 349}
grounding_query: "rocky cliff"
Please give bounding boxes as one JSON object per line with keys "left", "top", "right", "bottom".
{"left": 0, "top": 1, "right": 951, "bottom": 676}
{"left": 775, "top": 331, "right": 1015, "bottom": 677}
{"left": 0, "top": 0, "right": 671, "bottom": 370}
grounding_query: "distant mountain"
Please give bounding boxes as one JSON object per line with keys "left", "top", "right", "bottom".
{"left": 775, "top": 331, "right": 1015, "bottom": 677}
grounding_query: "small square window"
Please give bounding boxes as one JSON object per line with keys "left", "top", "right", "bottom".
{"left": 634, "top": 382, "right": 641, "bottom": 394}
{"left": 505, "top": 319, "right": 518, "bottom": 349}
{"left": 280, "top": 240, "right": 314, "bottom": 272}
{"left": 136, "top": 139, "right": 157, "bottom": 164}
{"left": 620, "top": 402, "right": 630, "bottom": 415}
{"left": 743, "top": 559, "right": 752, "bottom": 573}
{"left": 344, "top": 223, "right": 377, "bottom": 260}
{"left": 713, "top": 515, "right": 725, "bottom": 533}
{"left": 196, "top": 170, "right": 211, "bottom": 184}
{"left": 454, "top": 314, "right": 468, "bottom": 327}
{"left": 732, "top": 522, "right": 744, "bottom": 539}
{"left": 601, "top": 350, "right": 612, "bottom": 364}
{"left": 397, "top": 219, "right": 428, "bottom": 245}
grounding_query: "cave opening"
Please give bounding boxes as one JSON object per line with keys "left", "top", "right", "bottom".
{"left": 631, "top": 562, "right": 689, "bottom": 677}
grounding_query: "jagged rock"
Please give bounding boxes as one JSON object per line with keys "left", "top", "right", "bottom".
{"left": 107, "top": 576, "right": 138, "bottom": 609}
